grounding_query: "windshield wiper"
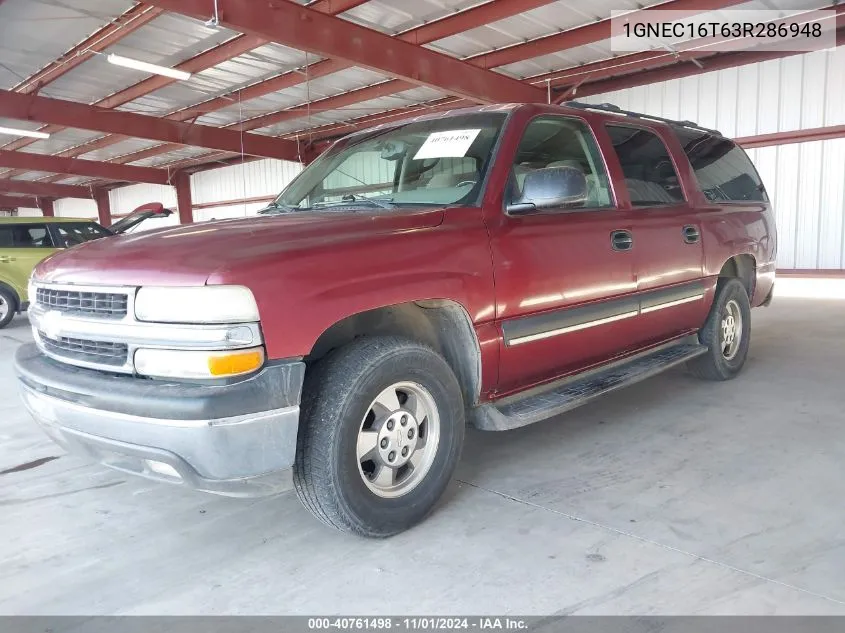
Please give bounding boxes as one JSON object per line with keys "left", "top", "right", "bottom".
{"left": 257, "top": 201, "right": 299, "bottom": 215}
{"left": 340, "top": 194, "right": 395, "bottom": 209}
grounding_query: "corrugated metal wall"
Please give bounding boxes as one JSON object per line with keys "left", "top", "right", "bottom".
{"left": 191, "top": 158, "right": 302, "bottom": 222}
{"left": 583, "top": 47, "right": 845, "bottom": 269}
{"left": 54, "top": 198, "right": 96, "bottom": 219}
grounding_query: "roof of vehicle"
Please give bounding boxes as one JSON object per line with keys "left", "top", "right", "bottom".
{"left": 339, "top": 101, "right": 725, "bottom": 142}
{"left": 0, "top": 216, "right": 100, "bottom": 224}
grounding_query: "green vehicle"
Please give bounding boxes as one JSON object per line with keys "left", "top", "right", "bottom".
{"left": 0, "top": 205, "right": 172, "bottom": 328}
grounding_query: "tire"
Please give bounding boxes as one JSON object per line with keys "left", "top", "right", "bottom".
{"left": 0, "top": 287, "right": 16, "bottom": 329}
{"left": 293, "top": 336, "right": 465, "bottom": 537}
{"left": 687, "top": 278, "right": 751, "bottom": 381}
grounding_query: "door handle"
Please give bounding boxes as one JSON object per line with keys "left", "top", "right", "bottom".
{"left": 682, "top": 225, "right": 700, "bottom": 244}
{"left": 0, "top": 256, "right": 15, "bottom": 263}
{"left": 611, "top": 230, "right": 633, "bottom": 251}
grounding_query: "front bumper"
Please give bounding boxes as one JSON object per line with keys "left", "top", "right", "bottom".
{"left": 15, "top": 344, "right": 305, "bottom": 497}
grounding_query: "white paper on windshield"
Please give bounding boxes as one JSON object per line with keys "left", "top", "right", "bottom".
{"left": 413, "top": 129, "right": 481, "bottom": 160}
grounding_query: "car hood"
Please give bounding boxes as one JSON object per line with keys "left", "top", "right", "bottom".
{"left": 35, "top": 208, "right": 445, "bottom": 286}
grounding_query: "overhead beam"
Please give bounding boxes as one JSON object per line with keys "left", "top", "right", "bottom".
{"left": 541, "top": 3, "right": 845, "bottom": 96}
{"left": 141, "top": 0, "right": 545, "bottom": 104}
{"left": 76, "top": 0, "right": 555, "bottom": 167}
{"left": 0, "top": 150, "right": 171, "bottom": 184}
{"left": 571, "top": 28, "right": 845, "bottom": 98}
{"left": 12, "top": 4, "right": 164, "bottom": 95}
{"left": 0, "top": 179, "right": 92, "bottom": 199}
{"left": 217, "top": 0, "right": 746, "bottom": 134}
{"left": 0, "top": 90, "right": 301, "bottom": 161}
{"left": 466, "top": 0, "right": 747, "bottom": 70}
{"left": 0, "top": 194, "right": 38, "bottom": 208}
{"left": 306, "top": 0, "right": 369, "bottom": 13}
{"left": 2, "top": 0, "right": 372, "bottom": 176}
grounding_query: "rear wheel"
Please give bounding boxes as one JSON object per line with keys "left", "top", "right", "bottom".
{"left": 293, "top": 336, "right": 465, "bottom": 537}
{"left": 687, "top": 278, "right": 751, "bottom": 380}
{"left": 0, "top": 287, "right": 16, "bottom": 329}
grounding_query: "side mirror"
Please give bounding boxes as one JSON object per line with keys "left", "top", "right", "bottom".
{"left": 506, "top": 166, "right": 588, "bottom": 215}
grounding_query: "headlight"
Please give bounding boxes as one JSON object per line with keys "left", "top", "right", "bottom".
{"left": 135, "top": 286, "right": 259, "bottom": 324}
{"left": 134, "top": 347, "right": 265, "bottom": 379}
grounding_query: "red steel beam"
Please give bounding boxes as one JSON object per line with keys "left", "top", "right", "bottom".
{"left": 73, "top": 0, "right": 555, "bottom": 168}
{"left": 0, "top": 179, "right": 92, "bottom": 199}
{"left": 6, "top": 0, "right": 374, "bottom": 175}
{"left": 0, "top": 90, "right": 301, "bottom": 161}
{"left": 0, "top": 34, "right": 264, "bottom": 158}
{"left": 466, "top": 0, "right": 748, "bottom": 70}
{"left": 39, "top": 198, "right": 55, "bottom": 217}
{"left": 0, "top": 150, "right": 171, "bottom": 184}
{"left": 170, "top": 0, "right": 556, "bottom": 122}
{"left": 306, "top": 0, "right": 370, "bottom": 13}
{"left": 1, "top": 4, "right": 164, "bottom": 157}
{"left": 222, "top": 0, "right": 745, "bottom": 135}
{"left": 94, "top": 189, "right": 112, "bottom": 227}
{"left": 141, "top": 0, "right": 545, "bottom": 104}
{"left": 0, "top": 194, "right": 38, "bottom": 208}
{"left": 166, "top": 97, "right": 471, "bottom": 172}
{"left": 572, "top": 28, "right": 845, "bottom": 98}
{"left": 12, "top": 4, "right": 164, "bottom": 94}
{"left": 539, "top": 3, "right": 845, "bottom": 95}
{"left": 174, "top": 172, "right": 194, "bottom": 224}
{"left": 736, "top": 124, "right": 845, "bottom": 149}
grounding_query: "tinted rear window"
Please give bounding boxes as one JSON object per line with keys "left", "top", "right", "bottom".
{"left": 0, "top": 224, "right": 52, "bottom": 248}
{"left": 673, "top": 128, "right": 768, "bottom": 203}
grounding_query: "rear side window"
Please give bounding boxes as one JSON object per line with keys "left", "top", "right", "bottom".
{"left": 606, "top": 125, "right": 685, "bottom": 206}
{"left": 0, "top": 224, "right": 53, "bottom": 248}
{"left": 673, "top": 128, "right": 768, "bottom": 202}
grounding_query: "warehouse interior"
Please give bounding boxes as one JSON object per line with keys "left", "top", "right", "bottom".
{"left": 2, "top": 0, "right": 845, "bottom": 617}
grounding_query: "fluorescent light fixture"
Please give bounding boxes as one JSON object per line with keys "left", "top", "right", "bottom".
{"left": 0, "top": 126, "right": 50, "bottom": 140}
{"left": 106, "top": 54, "right": 191, "bottom": 81}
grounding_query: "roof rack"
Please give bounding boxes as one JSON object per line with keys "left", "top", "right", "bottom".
{"left": 563, "top": 101, "right": 722, "bottom": 137}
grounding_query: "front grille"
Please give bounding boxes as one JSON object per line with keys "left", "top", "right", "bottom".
{"left": 38, "top": 332, "right": 128, "bottom": 367}
{"left": 36, "top": 288, "right": 128, "bottom": 319}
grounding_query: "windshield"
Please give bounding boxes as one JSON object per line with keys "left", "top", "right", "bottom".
{"left": 52, "top": 222, "right": 112, "bottom": 247}
{"left": 274, "top": 112, "right": 508, "bottom": 211}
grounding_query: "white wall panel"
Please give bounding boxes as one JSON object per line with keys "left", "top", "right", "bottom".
{"left": 584, "top": 47, "right": 845, "bottom": 269}
{"left": 16, "top": 207, "right": 41, "bottom": 217}
{"left": 109, "top": 184, "right": 177, "bottom": 215}
{"left": 54, "top": 198, "right": 96, "bottom": 219}
{"left": 190, "top": 159, "right": 302, "bottom": 207}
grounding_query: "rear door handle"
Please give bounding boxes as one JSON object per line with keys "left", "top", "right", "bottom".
{"left": 0, "top": 256, "right": 14, "bottom": 263}
{"left": 682, "top": 225, "right": 700, "bottom": 244}
{"left": 611, "top": 230, "right": 633, "bottom": 251}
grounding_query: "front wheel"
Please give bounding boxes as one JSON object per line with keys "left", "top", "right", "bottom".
{"left": 687, "top": 278, "right": 751, "bottom": 381}
{"left": 293, "top": 336, "right": 465, "bottom": 537}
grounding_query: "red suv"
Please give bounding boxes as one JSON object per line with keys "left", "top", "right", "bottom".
{"left": 15, "top": 102, "right": 776, "bottom": 537}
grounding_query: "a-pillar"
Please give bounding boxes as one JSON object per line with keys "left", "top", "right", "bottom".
{"left": 174, "top": 172, "right": 193, "bottom": 224}
{"left": 38, "top": 198, "right": 55, "bottom": 217}
{"left": 94, "top": 189, "right": 111, "bottom": 227}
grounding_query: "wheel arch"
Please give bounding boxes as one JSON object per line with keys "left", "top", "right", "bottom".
{"left": 0, "top": 281, "right": 20, "bottom": 312}
{"left": 306, "top": 300, "right": 482, "bottom": 407}
{"left": 718, "top": 254, "right": 756, "bottom": 300}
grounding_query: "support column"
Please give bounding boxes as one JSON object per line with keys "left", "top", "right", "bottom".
{"left": 38, "top": 198, "right": 55, "bottom": 217}
{"left": 174, "top": 172, "right": 193, "bottom": 224}
{"left": 94, "top": 189, "right": 111, "bottom": 227}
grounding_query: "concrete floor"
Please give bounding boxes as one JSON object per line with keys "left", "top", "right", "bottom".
{"left": 2, "top": 283, "right": 845, "bottom": 615}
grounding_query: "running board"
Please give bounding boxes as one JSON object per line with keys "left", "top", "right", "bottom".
{"left": 470, "top": 340, "right": 707, "bottom": 431}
